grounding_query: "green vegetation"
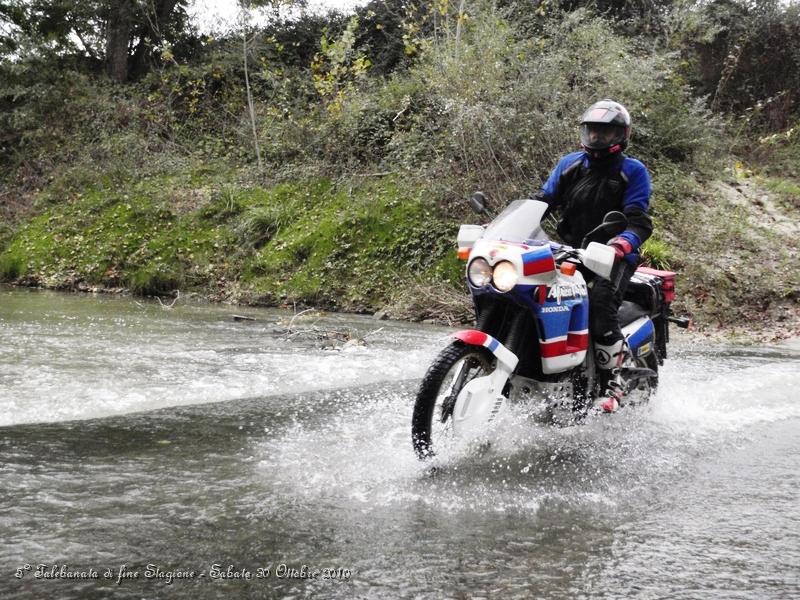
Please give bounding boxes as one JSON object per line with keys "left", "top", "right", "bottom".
{"left": 0, "top": 169, "right": 462, "bottom": 312}
{"left": 1, "top": 0, "right": 798, "bottom": 335}
{"left": 1, "top": 171, "right": 231, "bottom": 294}
{"left": 238, "top": 178, "right": 461, "bottom": 310}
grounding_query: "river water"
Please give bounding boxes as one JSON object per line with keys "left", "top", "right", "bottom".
{"left": 1, "top": 286, "right": 798, "bottom": 599}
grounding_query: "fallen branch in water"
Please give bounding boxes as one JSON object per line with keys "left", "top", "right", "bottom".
{"left": 156, "top": 291, "right": 180, "bottom": 309}
{"left": 287, "top": 307, "right": 318, "bottom": 331}
{"left": 274, "top": 307, "right": 380, "bottom": 349}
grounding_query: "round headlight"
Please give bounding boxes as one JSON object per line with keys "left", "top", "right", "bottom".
{"left": 492, "top": 261, "right": 518, "bottom": 292}
{"left": 468, "top": 258, "right": 492, "bottom": 287}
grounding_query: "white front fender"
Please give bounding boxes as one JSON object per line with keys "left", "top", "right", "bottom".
{"left": 451, "top": 331, "right": 518, "bottom": 439}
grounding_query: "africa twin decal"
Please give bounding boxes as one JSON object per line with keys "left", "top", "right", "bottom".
{"left": 547, "top": 283, "right": 588, "bottom": 303}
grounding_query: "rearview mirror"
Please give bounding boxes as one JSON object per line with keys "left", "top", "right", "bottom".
{"left": 581, "top": 210, "right": 628, "bottom": 248}
{"left": 602, "top": 211, "right": 627, "bottom": 230}
{"left": 469, "top": 192, "right": 490, "bottom": 215}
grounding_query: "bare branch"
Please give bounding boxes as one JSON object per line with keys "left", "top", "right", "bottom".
{"left": 156, "top": 290, "right": 180, "bottom": 309}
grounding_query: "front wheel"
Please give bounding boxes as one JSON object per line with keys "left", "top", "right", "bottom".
{"left": 411, "top": 341, "right": 494, "bottom": 459}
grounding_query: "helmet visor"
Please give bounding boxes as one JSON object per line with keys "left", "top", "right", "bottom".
{"left": 580, "top": 123, "right": 626, "bottom": 150}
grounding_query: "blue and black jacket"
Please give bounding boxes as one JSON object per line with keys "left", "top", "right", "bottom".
{"left": 537, "top": 150, "right": 653, "bottom": 263}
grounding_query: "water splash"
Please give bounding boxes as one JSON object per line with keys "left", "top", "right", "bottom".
{"left": 0, "top": 291, "right": 448, "bottom": 426}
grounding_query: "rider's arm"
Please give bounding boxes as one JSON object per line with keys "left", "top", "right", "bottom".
{"left": 536, "top": 151, "right": 585, "bottom": 207}
{"left": 617, "top": 158, "right": 653, "bottom": 253}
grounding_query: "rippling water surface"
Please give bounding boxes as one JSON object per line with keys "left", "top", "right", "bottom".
{"left": 1, "top": 286, "right": 798, "bottom": 599}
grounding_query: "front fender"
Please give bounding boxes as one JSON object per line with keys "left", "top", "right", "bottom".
{"left": 453, "top": 330, "right": 518, "bottom": 372}
{"left": 451, "top": 330, "right": 518, "bottom": 438}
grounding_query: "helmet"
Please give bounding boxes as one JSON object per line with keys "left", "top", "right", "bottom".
{"left": 579, "top": 99, "right": 631, "bottom": 159}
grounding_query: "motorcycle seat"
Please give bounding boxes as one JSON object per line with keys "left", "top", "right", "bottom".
{"left": 618, "top": 300, "right": 649, "bottom": 326}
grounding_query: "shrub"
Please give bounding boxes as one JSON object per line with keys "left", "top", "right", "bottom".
{"left": 127, "top": 265, "right": 184, "bottom": 296}
{"left": 688, "top": 2, "right": 800, "bottom": 131}
{"left": 0, "top": 252, "right": 24, "bottom": 281}
{"left": 336, "top": 5, "right": 728, "bottom": 198}
{"left": 641, "top": 237, "right": 673, "bottom": 270}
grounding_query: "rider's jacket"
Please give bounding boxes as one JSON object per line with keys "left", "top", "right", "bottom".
{"left": 537, "top": 151, "right": 653, "bottom": 263}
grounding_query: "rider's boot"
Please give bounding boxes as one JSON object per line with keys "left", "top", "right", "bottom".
{"left": 599, "top": 377, "right": 624, "bottom": 413}
{"left": 595, "top": 339, "right": 628, "bottom": 413}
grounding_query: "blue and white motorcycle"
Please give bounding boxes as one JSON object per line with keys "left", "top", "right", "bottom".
{"left": 411, "top": 195, "right": 688, "bottom": 459}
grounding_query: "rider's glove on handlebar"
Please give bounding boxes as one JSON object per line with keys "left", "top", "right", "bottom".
{"left": 607, "top": 236, "right": 633, "bottom": 260}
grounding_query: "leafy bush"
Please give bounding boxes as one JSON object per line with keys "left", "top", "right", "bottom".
{"left": 742, "top": 120, "right": 800, "bottom": 180}
{"left": 689, "top": 2, "right": 800, "bottom": 131}
{"left": 325, "top": 5, "right": 727, "bottom": 197}
{"left": 6, "top": 0, "right": 791, "bottom": 329}
{"left": 127, "top": 265, "right": 185, "bottom": 296}
{"left": 0, "top": 252, "right": 24, "bottom": 280}
{"left": 641, "top": 237, "right": 673, "bottom": 270}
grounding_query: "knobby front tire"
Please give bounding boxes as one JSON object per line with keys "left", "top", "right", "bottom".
{"left": 411, "top": 341, "right": 494, "bottom": 459}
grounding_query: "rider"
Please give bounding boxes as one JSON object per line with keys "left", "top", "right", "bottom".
{"left": 534, "top": 99, "right": 653, "bottom": 413}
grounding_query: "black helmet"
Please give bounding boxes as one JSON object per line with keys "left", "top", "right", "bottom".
{"left": 579, "top": 99, "right": 631, "bottom": 159}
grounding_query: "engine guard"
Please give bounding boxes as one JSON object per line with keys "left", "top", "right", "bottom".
{"left": 451, "top": 330, "right": 519, "bottom": 439}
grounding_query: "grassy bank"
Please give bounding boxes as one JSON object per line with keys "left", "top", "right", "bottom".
{"left": 1, "top": 158, "right": 798, "bottom": 341}
{"left": 0, "top": 166, "right": 466, "bottom": 318}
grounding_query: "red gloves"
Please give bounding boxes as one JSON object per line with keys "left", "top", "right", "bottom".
{"left": 607, "top": 236, "right": 633, "bottom": 260}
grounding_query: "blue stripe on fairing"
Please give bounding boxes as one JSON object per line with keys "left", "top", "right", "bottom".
{"left": 487, "top": 338, "right": 499, "bottom": 353}
{"left": 522, "top": 248, "right": 551, "bottom": 264}
{"left": 626, "top": 318, "right": 655, "bottom": 352}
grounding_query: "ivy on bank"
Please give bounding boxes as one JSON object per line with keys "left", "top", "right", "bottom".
{"left": 0, "top": 169, "right": 462, "bottom": 313}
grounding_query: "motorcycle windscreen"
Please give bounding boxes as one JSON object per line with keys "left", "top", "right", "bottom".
{"left": 483, "top": 199, "right": 549, "bottom": 243}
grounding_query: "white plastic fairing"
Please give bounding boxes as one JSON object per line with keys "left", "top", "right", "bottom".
{"left": 452, "top": 375, "right": 506, "bottom": 439}
{"left": 580, "top": 242, "right": 616, "bottom": 279}
{"left": 457, "top": 224, "right": 485, "bottom": 249}
{"left": 452, "top": 338, "right": 518, "bottom": 439}
{"left": 542, "top": 351, "right": 587, "bottom": 374}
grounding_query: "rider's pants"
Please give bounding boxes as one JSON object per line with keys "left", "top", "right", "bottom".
{"left": 589, "top": 260, "right": 637, "bottom": 354}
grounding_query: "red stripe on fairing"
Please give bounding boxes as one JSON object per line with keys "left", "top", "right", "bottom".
{"left": 541, "top": 332, "right": 589, "bottom": 358}
{"left": 566, "top": 332, "right": 589, "bottom": 351}
{"left": 523, "top": 256, "right": 555, "bottom": 276}
{"left": 541, "top": 339, "right": 567, "bottom": 358}
{"left": 454, "top": 330, "right": 488, "bottom": 346}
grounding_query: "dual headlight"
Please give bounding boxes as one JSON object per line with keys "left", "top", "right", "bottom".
{"left": 468, "top": 258, "right": 518, "bottom": 292}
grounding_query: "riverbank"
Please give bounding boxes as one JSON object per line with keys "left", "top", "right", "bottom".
{"left": 0, "top": 171, "right": 464, "bottom": 316}
{"left": 1, "top": 163, "right": 797, "bottom": 343}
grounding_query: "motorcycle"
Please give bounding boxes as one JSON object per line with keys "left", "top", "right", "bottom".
{"left": 411, "top": 194, "right": 690, "bottom": 459}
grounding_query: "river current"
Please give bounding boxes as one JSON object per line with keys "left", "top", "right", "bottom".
{"left": 1, "top": 286, "right": 798, "bottom": 599}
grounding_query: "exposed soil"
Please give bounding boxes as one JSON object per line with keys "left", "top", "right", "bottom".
{"left": 669, "top": 175, "right": 799, "bottom": 344}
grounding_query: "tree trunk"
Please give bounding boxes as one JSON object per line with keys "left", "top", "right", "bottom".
{"left": 154, "top": 0, "right": 180, "bottom": 26}
{"left": 129, "top": 0, "right": 181, "bottom": 79}
{"left": 106, "top": 0, "right": 133, "bottom": 82}
{"left": 243, "top": 26, "right": 263, "bottom": 170}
